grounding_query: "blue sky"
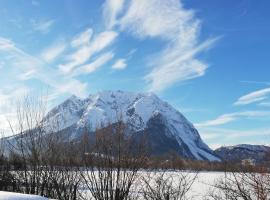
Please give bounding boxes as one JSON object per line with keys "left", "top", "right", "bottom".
{"left": 0, "top": 0, "right": 270, "bottom": 148}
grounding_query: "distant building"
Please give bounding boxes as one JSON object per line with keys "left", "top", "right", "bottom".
{"left": 241, "top": 159, "right": 255, "bottom": 166}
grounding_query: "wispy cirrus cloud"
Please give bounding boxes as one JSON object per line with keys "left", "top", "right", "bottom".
{"left": 112, "top": 58, "right": 127, "bottom": 70}
{"left": 199, "top": 127, "right": 270, "bottom": 149}
{"left": 258, "top": 101, "right": 270, "bottom": 107}
{"left": 145, "top": 37, "right": 219, "bottom": 92}
{"left": 18, "top": 69, "right": 36, "bottom": 80}
{"left": 195, "top": 111, "right": 270, "bottom": 127}
{"left": 120, "top": 0, "right": 198, "bottom": 40}
{"left": 0, "top": 86, "right": 30, "bottom": 108}
{"left": 103, "top": 0, "right": 125, "bottom": 29}
{"left": 32, "top": 19, "right": 55, "bottom": 34}
{"left": 0, "top": 84, "right": 32, "bottom": 133}
{"left": 0, "top": 37, "right": 15, "bottom": 49}
{"left": 115, "top": 0, "right": 219, "bottom": 92}
{"left": 72, "top": 52, "right": 114, "bottom": 76}
{"left": 0, "top": 36, "right": 88, "bottom": 97}
{"left": 59, "top": 30, "right": 118, "bottom": 74}
{"left": 234, "top": 87, "right": 270, "bottom": 105}
{"left": 71, "top": 28, "right": 93, "bottom": 48}
{"left": 41, "top": 42, "right": 66, "bottom": 63}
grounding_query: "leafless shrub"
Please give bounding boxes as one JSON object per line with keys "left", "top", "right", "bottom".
{"left": 0, "top": 132, "right": 17, "bottom": 191}
{"left": 207, "top": 170, "right": 270, "bottom": 200}
{"left": 80, "top": 118, "right": 148, "bottom": 200}
{"left": 3, "top": 95, "right": 81, "bottom": 199}
{"left": 141, "top": 171, "right": 198, "bottom": 200}
{"left": 5, "top": 95, "right": 48, "bottom": 194}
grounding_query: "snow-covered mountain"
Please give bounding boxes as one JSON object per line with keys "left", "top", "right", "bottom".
{"left": 43, "top": 90, "right": 219, "bottom": 161}
{"left": 214, "top": 144, "right": 270, "bottom": 164}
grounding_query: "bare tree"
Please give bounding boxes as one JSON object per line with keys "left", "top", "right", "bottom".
{"left": 141, "top": 171, "right": 198, "bottom": 200}
{"left": 6, "top": 95, "right": 48, "bottom": 194}
{"left": 80, "top": 118, "right": 147, "bottom": 200}
{"left": 4, "top": 95, "right": 82, "bottom": 199}
{"left": 207, "top": 170, "right": 270, "bottom": 200}
{"left": 0, "top": 131, "right": 17, "bottom": 191}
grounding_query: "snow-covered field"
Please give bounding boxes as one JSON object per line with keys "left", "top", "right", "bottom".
{"left": 186, "top": 172, "right": 223, "bottom": 198}
{"left": 0, "top": 191, "right": 48, "bottom": 200}
{"left": 79, "top": 171, "right": 224, "bottom": 199}
{"left": 139, "top": 171, "right": 222, "bottom": 199}
{"left": 0, "top": 171, "right": 223, "bottom": 199}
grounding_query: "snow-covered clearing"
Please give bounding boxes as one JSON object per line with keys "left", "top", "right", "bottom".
{"left": 187, "top": 171, "right": 222, "bottom": 198}
{"left": 0, "top": 191, "right": 49, "bottom": 200}
{"left": 79, "top": 171, "right": 224, "bottom": 199}
{"left": 140, "top": 171, "right": 222, "bottom": 198}
{"left": 0, "top": 171, "right": 223, "bottom": 199}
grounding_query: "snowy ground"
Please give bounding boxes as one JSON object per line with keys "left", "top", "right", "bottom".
{"left": 79, "top": 171, "right": 224, "bottom": 199}
{"left": 140, "top": 171, "right": 223, "bottom": 199}
{"left": 0, "top": 171, "right": 223, "bottom": 199}
{"left": 0, "top": 191, "right": 49, "bottom": 200}
{"left": 186, "top": 171, "right": 223, "bottom": 198}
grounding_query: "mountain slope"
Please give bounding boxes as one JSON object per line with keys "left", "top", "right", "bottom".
{"left": 43, "top": 90, "right": 220, "bottom": 161}
{"left": 214, "top": 144, "right": 270, "bottom": 164}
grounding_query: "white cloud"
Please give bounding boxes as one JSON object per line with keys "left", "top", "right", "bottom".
{"left": 234, "top": 87, "right": 270, "bottom": 105}
{"left": 0, "top": 85, "right": 31, "bottom": 135}
{"left": 0, "top": 86, "right": 30, "bottom": 106}
{"left": 258, "top": 101, "right": 270, "bottom": 107}
{"left": 0, "top": 37, "right": 88, "bottom": 97}
{"left": 120, "top": 0, "right": 196, "bottom": 40}
{"left": 17, "top": 69, "right": 36, "bottom": 80}
{"left": 103, "top": 0, "right": 125, "bottom": 29}
{"left": 198, "top": 127, "right": 270, "bottom": 149}
{"left": 32, "top": 19, "right": 55, "bottom": 34}
{"left": 118, "top": 0, "right": 218, "bottom": 92}
{"left": 0, "top": 37, "right": 15, "bottom": 50}
{"left": 59, "top": 30, "right": 118, "bottom": 74}
{"left": 71, "top": 28, "right": 93, "bottom": 48}
{"left": 145, "top": 38, "right": 218, "bottom": 92}
{"left": 41, "top": 42, "right": 66, "bottom": 62}
{"left": 73, "top": 52, "right": 114, "bottom": 76}
{"left": 112, "top": 58, "right": 127, "bottom": 70}
{"left": 0, "top": 86, "right": 61, "bottom": 136}
{"left": 81, "top": 31, "right": 117, "bottom": 56}
{"left": 195, "top": 111, "right": 270, "bottom": 127}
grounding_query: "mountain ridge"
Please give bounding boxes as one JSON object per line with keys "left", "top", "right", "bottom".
{"left": 43, "top": 90, "right": 220, "bottom": 161}
{"left": 214, "top": 144, "right": 270, "bottom": 164}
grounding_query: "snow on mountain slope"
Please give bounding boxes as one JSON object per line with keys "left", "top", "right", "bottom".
{"left": 43, "top": 90, "right": 220, "bottom": 161}
{"left": 43, "top": 95, "right": 86, "bottom": 131}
